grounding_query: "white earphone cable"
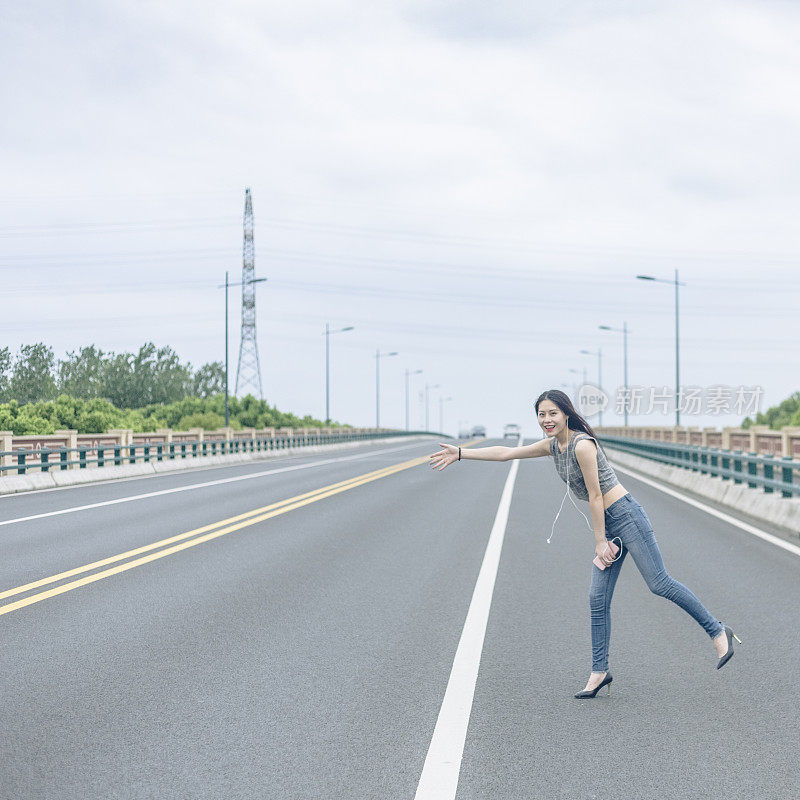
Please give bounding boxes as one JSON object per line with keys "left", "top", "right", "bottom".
{"left": 547, "top": 434, "right": 622, "bottom": 564}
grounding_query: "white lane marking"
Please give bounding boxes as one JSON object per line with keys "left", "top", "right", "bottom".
{"left": 611, "top": 462, "right": 800, "bottom": 559}
{"left": 0, "top": 441, "right": 430, "bottom": 528}
{"left": 415, "top": 458, "right": 519, "bottom": 800}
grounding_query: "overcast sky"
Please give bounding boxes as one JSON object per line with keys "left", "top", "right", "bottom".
{"left": 2, "top": 0, "right": 799, "bottom": 436}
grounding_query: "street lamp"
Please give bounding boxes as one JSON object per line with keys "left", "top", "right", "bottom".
{"left": 637, "top": 271, "right": 686, "bottom": 426}
{"left": 425, "top": 383, "right": 440, "bottom": 431}
{"left": 580, "top": 348, "right": 603, "bottom": 426}
{"left": 439, "top": 396, "right": 453, "bottom": 434}
{"left": 375, "top": 349, "right": 398, "bottom": 428}
{"left": 324, "top": 323, "right": 354, "bottom": 424}
{"left": 405, "top": 368, "right": 422, "bottom": 430}
{"left": 219, "top": 272, "right": 267, "bottom": 427}
{"left": 599, "top": 323, "right": 629, "bottom": 427}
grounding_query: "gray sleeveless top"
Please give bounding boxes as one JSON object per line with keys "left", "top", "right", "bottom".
{"left": 550, "top": 431, "right": 619, "bottom": 501}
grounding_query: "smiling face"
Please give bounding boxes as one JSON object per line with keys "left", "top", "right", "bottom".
{"left": 537, "top": 398, "right": 568, "bottom": 437}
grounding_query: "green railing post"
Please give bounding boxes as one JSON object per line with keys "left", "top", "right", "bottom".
{"left": 169, "top": 442, "right": 175, "bottom": 460}
{"left": 129, "top": 445, "right": 136, "bottom": 465}
{"left": 763, "top": 458, "right": 774, "bottom": 494}
{"left": 17, "top": 450, "right": 25, "bottom": 475}
{"left": 144, "top": 444, "right": 150, "bottom": 464}
{"left": 157, "top": 443, "right": 163, "bottom": 462}
{"left": 721, "top": 451, "right": 730, "bottom": 481}
{"left": 40, "top": 448, "right": 50, "bottom": 473}
{"left": 732, "top": 450, "right": 742, "bottom": 484}
{"left": 747, "top": 452, "right": 758, "bottom": 489}
{"left": 98, "top": 446, "right": 105, "bottom": 468}
{"left": 79, "top": 447, "right": 87, "bottom": 469}
{"left": 781, "top": 456, "right": 794, "bottom": 499}
{"left": 114, "top": 445, "right": 121, "bottom": 466}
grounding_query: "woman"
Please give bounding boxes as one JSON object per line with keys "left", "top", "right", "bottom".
{"left": 429, "top": 389, "right": 740, "bottom": 699}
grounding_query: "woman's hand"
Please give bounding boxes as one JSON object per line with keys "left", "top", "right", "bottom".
{"left": 594, "top": 541, "right": 615, "bottom": 567}
{"left": 429, "top": 443, "right": 459, "bottom": 471}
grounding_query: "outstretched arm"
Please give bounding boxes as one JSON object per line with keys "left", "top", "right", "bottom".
{"left": 429, "top": 438, "right": 550, "bottom": 471}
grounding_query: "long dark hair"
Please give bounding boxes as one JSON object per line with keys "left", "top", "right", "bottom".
{"left": 534, "top": 389, "right": 607, "bottom": 457}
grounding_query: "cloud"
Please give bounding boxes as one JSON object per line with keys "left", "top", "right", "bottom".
{"left": 1, "top": 0, "right": 799, "bottom": 429}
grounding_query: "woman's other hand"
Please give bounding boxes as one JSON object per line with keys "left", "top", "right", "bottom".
{"left": 429, "top": 443, "right": 459, "bottom": 471}
{"left": 594, "top": 541, "right": 615, "bottom": 567}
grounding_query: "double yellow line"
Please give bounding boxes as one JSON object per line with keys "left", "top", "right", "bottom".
{"left": 0, "top": 452, "right": 438, "bottom": 617}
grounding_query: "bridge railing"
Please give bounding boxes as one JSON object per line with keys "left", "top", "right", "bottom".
{"left": 598, "top": 434, "right": 800, "bottom": 499}
{"left": 0, "top": 430, "right": 437, "bottom": 476}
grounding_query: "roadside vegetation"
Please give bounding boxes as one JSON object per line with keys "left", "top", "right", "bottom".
{"left": 0, "top": 343, "right": 341, "bottom": 434}
{"left": 741, "top": 391, "right": 800, "bottom": 429}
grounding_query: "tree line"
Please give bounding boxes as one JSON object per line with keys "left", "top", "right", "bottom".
{"left": 0, "top": 342, "right": 225, "bottom": 407}
{"left": 741, "top": 390, "right": 800, "bottom": 429}
{"left": 0, "top": 343, "right": 338, "bottom": 435}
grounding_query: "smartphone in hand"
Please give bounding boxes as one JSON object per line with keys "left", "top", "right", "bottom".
{"left": 593, "top": 540, "right": 620, "bottom": 570}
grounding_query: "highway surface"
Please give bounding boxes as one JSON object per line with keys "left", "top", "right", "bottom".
{"left": 1, "top": 438, "right": 798, "bottom": 799}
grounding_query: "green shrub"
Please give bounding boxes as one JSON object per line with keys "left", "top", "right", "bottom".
{"left": 175, "top": 412, "right": 227, "bottom": 431}
{"left": 0, "top": 393, "right": 339, "bottom": 434}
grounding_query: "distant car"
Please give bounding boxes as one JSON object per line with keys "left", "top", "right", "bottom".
{"left": 503, "top": 423, "right": 521, "bottom": 439}
{"left": 470, "top": 425, "right": 486, "bottom": 437}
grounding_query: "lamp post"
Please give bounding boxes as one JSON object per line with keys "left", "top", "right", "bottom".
{"left": 324, "top": 323, "right": 354, "bottom": 424}
{"left": 425, "top": 383, "right": 440, "bottom": 431}
{"left": 405, "top": 368, "right": 422, "bottom": 430}
{"left": 599, "top": 322, "right": 629, "bottom": 427}
{"left": 580, "top": 348, "right": 603, "bottom": 426}
{"left": 219, "top": 272, "right": 267, "bottom": 427}
{"left": 439, "top": 396, "right": 453, "bottom": 434}
{"left": 637, "top": 270, "right": 685, "bottom": 427}
{"left": 375, "top": 349, "right": 398, "bottom": 428}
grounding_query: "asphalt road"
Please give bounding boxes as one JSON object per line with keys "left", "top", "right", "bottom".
{"left": 1, "top": 438, "right": 798, "bottom": 799}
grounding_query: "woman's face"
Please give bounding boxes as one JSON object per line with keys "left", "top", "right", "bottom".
{"left": 537, "top": 399, "right": 567, "bottom": 437}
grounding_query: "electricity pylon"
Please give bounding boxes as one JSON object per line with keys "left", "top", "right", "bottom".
{"left": 235, "top": 187, "right": 264, "bottom": 398}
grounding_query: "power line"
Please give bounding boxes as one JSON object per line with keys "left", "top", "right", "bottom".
{"left": 3, "top": 212, "right": 800, "bottom": 265}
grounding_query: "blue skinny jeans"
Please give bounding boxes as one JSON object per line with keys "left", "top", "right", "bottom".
{"left": 590, "top": 492, "right": 724, "bottom": 672}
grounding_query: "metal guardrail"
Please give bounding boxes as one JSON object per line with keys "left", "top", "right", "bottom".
{"left": 0, "top": 430, "right": 440, "bottom": 477}
{"left": 599, "top": 434, "right": 800, "bottom": 499}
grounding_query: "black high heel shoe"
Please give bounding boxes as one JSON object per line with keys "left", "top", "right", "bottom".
{"left": 574, "top": 671, "right": 613, "bottom": 699}
{"left": 716, "top": 625, "right": 742, "bottom": 670}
